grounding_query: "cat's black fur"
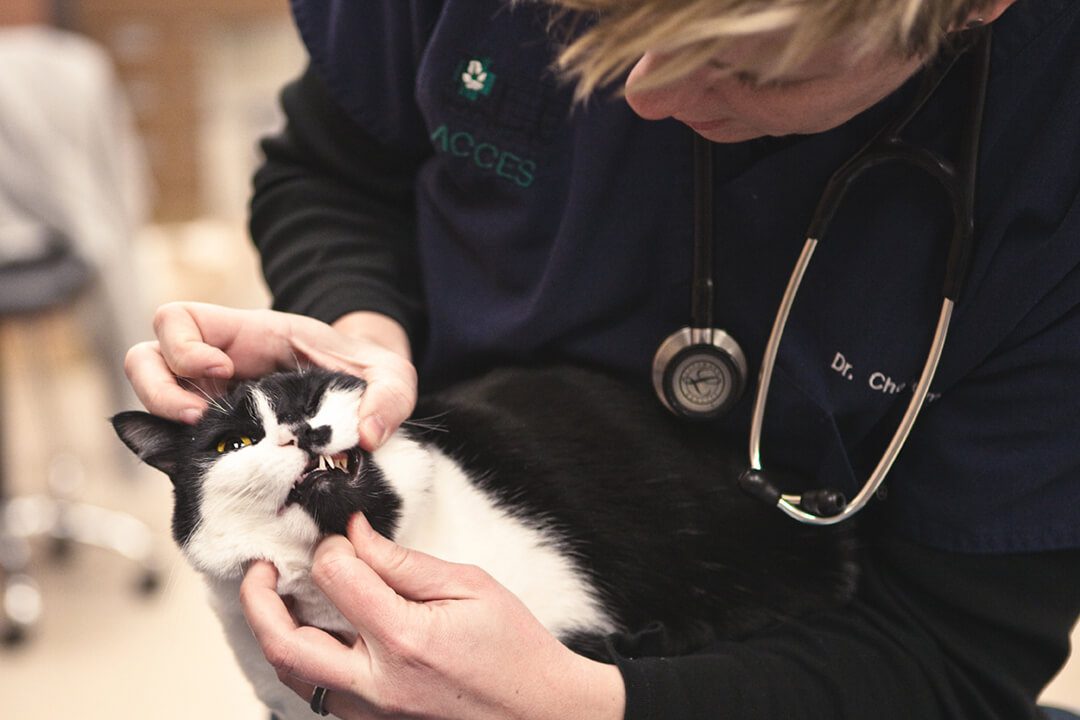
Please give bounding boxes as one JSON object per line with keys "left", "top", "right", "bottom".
{"left": 114, "top": 365, "right": 857, "bottom": 662}
{"left": 406, "top": 366, "right": 857, "bottom": 657}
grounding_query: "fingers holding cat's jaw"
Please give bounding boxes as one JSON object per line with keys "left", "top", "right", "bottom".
{"left": 124, "top": 340, "right": 210, "bottom": 424}
{"left": 309, "top": 534, "right": 414, "bottom": 641}
{"left": 240, "top": 561, "right": 366, "bottom": 702}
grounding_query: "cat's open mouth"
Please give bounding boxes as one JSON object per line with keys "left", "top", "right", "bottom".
{"left": 281, "top": 449, "right": 363, "bottom": 514}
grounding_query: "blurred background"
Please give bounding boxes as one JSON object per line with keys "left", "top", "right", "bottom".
{"left": 0, "top": 0, "right": 292, "bottom": 717}
{"left": 0, "top": 1, "right": 1075, "bottom": 718}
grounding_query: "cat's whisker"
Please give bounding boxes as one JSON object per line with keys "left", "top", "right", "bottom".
{"left": 160, "top": 515, "right": 205, "bottom": 600}
{"left": 160, "top": 553, "right": 187, "bottom": 600}
{"left": 288, "top": 347, "right": 309, "bottom": 375}
{"left": 179, "top": 377, "right": 230, "bottom": 415}
{"left": 177, "top": 376, "right": 212, "bottom": 401}
{"left": 401, "top": 412, "right": 452, "bottom": 433}
{"left": 208, "top": 377, "right": 234, "bottom": 412}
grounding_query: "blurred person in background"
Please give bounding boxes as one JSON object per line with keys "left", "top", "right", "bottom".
{"left": 0, "top": 1, "right": 149, "bottom": 408}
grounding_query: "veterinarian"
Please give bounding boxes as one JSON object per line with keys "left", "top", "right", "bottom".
{"left": 125, "top": 0, "right": 1080, "bottom": 717}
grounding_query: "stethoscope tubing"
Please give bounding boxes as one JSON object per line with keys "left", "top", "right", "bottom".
{"left": 745, "top": 26, "right": 991, "bottom": 523}
{"left": 749, "top": 260, "right": 955, "bottom": 524}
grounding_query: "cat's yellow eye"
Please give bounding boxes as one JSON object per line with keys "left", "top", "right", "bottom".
{"left": 216, "top": 436, "right": 253, "bottom": 454}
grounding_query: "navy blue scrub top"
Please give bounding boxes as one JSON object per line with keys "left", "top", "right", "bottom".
{"left": 287, "top": 0, "right": 1080, "bottom": 553}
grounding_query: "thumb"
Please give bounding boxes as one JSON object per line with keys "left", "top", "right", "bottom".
{"left": 354, "top": 365, "right": 416, "bottom": 450}
{"left": 290, "top": 338, "right": 416, "bottom": 450}
{"left": 344, "top": 513, "right": 484, "bottom": 602}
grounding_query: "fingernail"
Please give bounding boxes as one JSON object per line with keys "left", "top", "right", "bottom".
{"left": 180, "top": 408, "right": 203, "bottom": 425}
{"left": 362, "top": 414, "right": 388, "bottom": 449}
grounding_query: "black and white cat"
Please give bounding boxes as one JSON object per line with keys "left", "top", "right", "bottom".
{"left": 112, "top": 365, "right": 856, "bottom": 720}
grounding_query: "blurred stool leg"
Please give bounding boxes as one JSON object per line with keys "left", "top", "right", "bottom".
{"left": 0, "top": 323, "right": 41, "bottom": 646}
{"left": 45, "top": 452, "right": 161, "bottom": 592}
{"left": 0, "top": 256, "right": 163, "bottom": 650}
{"left": 0, "top": 500, "right": 44, "bottom": 645}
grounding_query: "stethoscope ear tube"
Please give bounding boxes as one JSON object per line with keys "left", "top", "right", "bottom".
{"left": 943, "top": 25, "right": 992, "bottom": 302}
{"left": 691, "top": 133, "right": 715, "bottom": 330}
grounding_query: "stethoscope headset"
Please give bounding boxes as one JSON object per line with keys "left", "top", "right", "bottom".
{"left": 652, "top": 25, "right": 993, "bottom": 525}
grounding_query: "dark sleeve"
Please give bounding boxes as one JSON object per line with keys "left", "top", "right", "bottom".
{"left": 614, "top": 533, "right": 1080, "bottom": 719}
{"left": 249, "top": 65, "right": 431, "bottom": 348}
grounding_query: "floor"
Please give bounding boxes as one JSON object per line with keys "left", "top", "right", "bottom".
{"left": 0, "top": 19, "right": 1078, "bottom": 720}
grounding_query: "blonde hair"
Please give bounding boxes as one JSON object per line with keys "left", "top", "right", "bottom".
{"left": 548, "top": 0, "right": 990, "bottom": 98}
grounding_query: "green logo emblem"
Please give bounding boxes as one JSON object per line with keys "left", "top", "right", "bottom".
{"left": 458, "top": 58, "right": 495, "bottom": 100}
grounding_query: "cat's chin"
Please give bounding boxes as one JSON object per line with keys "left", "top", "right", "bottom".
{"left": 186, "top": 503, "right": 324, "bottom": 582}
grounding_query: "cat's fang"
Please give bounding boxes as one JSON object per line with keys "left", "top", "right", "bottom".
{"left": 315, "top": 454, "right": 346, "bottom": 472}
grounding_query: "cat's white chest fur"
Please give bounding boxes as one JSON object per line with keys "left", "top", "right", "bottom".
{"left": 380, "top": 434, "right": 614, "bottom": 638}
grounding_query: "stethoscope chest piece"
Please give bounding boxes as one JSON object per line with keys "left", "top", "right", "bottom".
{"left": 653, "top": 326, "right": 747, "bottom": 420}
{"left": 652, "top": 132, "right": 748, "bottom": 421}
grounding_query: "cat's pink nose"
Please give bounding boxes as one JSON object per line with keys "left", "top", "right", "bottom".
{"left": 276, "top": 427, "right": 298, "bottom": 447}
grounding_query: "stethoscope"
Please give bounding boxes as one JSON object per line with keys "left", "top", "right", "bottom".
{"left": 652, "top": 26, "right": 993, "bottom": 525}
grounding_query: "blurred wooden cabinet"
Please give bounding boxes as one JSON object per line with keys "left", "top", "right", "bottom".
{"left": 71, "top": 0, "right": 291, "bottom": 220}
{"left": 0, "top": 0, "right": 51, "bottom": 25}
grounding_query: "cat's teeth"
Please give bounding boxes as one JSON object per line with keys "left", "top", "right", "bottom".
{"left": 315, "top": 454, "right": 347, "bottom": 472}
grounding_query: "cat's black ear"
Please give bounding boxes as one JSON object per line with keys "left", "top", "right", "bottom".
{"left": 111, "top": 411, "right": 187, "bottom": 477}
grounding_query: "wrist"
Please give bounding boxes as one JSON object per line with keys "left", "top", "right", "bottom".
{"left": 332, "top": 311, "right": 412, "bottom": 361}
{"left": 546, "top": 652, "right": 625, "bottom": 720}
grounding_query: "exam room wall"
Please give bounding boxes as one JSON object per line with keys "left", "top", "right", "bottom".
{"left": 0, "top": 11, "right": 1077, "bottom": 720}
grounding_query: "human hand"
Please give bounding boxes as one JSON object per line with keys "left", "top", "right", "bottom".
{"left": 124, "top": 302, "right": 416, "bottom": 450}
{"left": 239, "top": 514, "right": 626, "bottom": 720}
